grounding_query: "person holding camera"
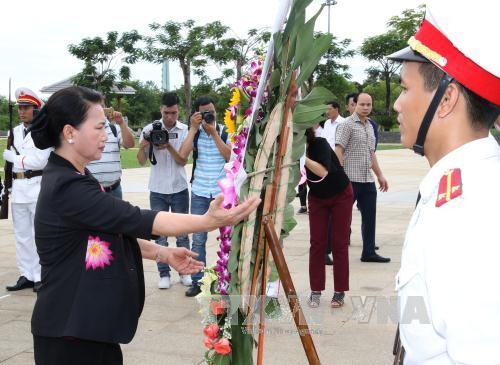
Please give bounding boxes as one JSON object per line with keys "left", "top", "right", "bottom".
{"left": 137, "top": 92, "right": 191, "bottom": 290}
{"left": 86, "top": 101, "right": 135, "bottom": 199}
{"left": 179, "top": 95, "right": 231, "bottom": 297}
{"left": 3, "top": 88, "right": 52, "bottom": 293}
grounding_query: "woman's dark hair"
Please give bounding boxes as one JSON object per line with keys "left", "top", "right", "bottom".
{"left": 31, "top": 86, "right": 103, "bottom": 149}
{"left": 305, "top": 127, "right": 316, "bottom": 149}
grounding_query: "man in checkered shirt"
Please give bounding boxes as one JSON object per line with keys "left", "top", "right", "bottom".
{"left": 335, "top": 92, "right": 391, "bottom": 263}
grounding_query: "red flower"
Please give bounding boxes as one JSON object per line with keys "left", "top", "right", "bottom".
{"left": 203, "top": 337, "right": 215, "bottom": 349}
{"left": 203, "top": 324, "right": 219, "bottom": 339}
{"left": 210, "top": 299, "right": 227, "bottom": 315}
{"left": 213, "top": 338, "right": 231, "bottom": 355}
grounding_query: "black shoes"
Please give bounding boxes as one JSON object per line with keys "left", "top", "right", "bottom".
{"left": 361, "top": 254, "right": 391, "bottom": 263}
{"left": 297, "top": 207, "right": 308, "bottom": 214}
{"left": 185, "top": 284, "right": 201, "bottom": 297}
{"left": 33, "top": 281, "right": 42, "bottom": 292}
{"left": 6, "top": 276, "right": 34, "bottom": 291}
{"left": 325, "top": 254, "right": 333, "bottom": 265}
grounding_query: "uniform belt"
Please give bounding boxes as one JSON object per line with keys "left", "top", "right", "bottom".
{"left": 103, "top": 180, "right": 121, "bottom": 192}
{"left": 13, "top": 170, "right": 43, "bottom": 179}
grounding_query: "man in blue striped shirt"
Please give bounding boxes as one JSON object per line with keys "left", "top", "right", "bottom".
{"left": 179, "top": 96, "right": 230, "bottom": 297}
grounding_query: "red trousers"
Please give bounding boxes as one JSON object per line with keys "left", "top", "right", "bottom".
{"left": 307, "top": 184, "right": 353, "bottom": 292}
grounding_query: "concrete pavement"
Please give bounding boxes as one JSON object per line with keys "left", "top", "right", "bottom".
{"left": 0, "top": 149, "right": 429, "bottom": 364}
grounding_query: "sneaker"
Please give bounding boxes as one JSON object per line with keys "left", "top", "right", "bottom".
{"left": 158, "top": 276, "right": 171, "bottom": 289}
{"left": 297, "top": 207, "right": 308, "bottom": 214}
{"left": 185, "top": 284, "right": 201, "bottom": 297}
{"left": 180, "top": 274, "right": 192, "bottom": 286}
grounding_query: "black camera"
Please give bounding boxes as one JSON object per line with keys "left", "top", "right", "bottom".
{"left": 144, "top": 121, "right": 179, "bottom": 146}
{"left": 144, "top": 121, "right": 168, "bottom": 146}
{"left": 200, "top": 111, "right": 215, "bottom": 123}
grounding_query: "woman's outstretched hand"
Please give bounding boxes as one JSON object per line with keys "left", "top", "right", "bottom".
{"left": 205, "top": 195, "right": 261, "bottom": 230}
{"left": 160, "top": 247, "right": 204, "bottom": 275}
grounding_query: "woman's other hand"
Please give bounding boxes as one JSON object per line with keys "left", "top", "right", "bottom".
{"left": 158, "top": 247, "right": 204, "bottom": 275}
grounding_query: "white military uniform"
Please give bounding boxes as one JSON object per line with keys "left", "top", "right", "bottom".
{"left": 10, "top": 125, "right": 51, "bottom": 282}
{"left": 397, "top": 136, "right": 500, "bottom": 364}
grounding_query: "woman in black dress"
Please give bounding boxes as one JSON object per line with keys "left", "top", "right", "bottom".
{"left": 29, "top": 86, "right": 260, "bottom": 365}
{"left": 304, "top": 125, "right": 353, "bottom": 309}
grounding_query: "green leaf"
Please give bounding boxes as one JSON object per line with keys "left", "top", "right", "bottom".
{"left": 296, "top": 34, "right": 332, "bottom": 85}
{"left": 299, "top": 86, "right": 334, "bottom": 106}
{"left": 269, "top": 69, "right": 281, "bottom": 90}
{"left": 293, "top": 5, "right": 324, "bottom": 69}
{"left": 212, "top": 353, "right": 231, "bottom": 365}
{"left": 230, "top": 310, "right": 254, "bottom": 365}
{"left": 293, "top": 103, "right": 329, "bottom": 125}
{"left": 228, "top": 224, "right": 243, "bottom": 273}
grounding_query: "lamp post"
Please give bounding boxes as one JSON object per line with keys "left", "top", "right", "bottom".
{"left": 324, "top": 0, "right": 337, "bottom": 34}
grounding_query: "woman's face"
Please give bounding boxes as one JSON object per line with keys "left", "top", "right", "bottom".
{"left": 71, "top": 103, "right": 108, "bottom": 163}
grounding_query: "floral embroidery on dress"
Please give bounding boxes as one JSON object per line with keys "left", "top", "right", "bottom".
{"left": 85, "top": 235, "right": 113, "bottom": 270}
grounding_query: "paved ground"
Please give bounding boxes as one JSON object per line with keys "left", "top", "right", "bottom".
{"left": 0, "top": 149, "right": 429, "bottom": 364}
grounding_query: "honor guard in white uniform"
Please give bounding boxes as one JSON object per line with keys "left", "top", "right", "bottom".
{"left": 387, "top": 1, "right": 500, "bottom": 363}
{"left": 3, "top": 88, "right": 52, "bottom": 292}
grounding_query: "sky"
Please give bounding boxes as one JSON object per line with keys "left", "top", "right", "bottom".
{"left": 0, "top": 0, "right": 423, "bottom": 99}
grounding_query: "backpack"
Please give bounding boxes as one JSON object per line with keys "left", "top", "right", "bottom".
{"left": 190, "top": 124, "right": 228, "bottom": 183}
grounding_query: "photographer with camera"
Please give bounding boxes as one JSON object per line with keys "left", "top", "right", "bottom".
{"left": 137, "top": 92, "right": 191, "bottom": 290}
{"left": 86, "top": 100, "right": 135, "bottom": 199}
{"left": 179, "top": 95, "right": 231, "bottom": 297}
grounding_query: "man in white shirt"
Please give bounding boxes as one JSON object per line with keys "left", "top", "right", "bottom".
{"left": 388, "top": 1, "right": 500, "bottom": 362}
{"left": 3, "top": 88, "right": 51, "bottom": 292}
{"left": 87, "top": 103, "right": 135, "bottom": 199}
{"left": 321, "top": 100, "right": 344, "bottom": 150}
{"left": 137, "top": 92, "right": 191, "bottom": 290}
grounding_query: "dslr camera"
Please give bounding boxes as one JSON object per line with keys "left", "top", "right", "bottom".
{"left": 200, "top": 111, "right": 215, "bottom": 123}
{"left": 143, "top": 121, "right": 178, "bottom": 146}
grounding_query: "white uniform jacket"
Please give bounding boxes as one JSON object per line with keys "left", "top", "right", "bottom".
{"left": 10, "top": 125, "right": 52, "bottom": 203}
{"left": 397, "top": 135, "right": 500, "bottom": 364}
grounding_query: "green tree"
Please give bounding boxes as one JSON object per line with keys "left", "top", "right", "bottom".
{"left": 360, "top": 6, "right": 424, "bottom": 116}
{"left": 143, "top": 20, "right": 229, "bottom": 111}
{"left": 205, "top": 28, "right": 271, "bottom": 81}
{"left": 309, "top": 35, "right": 356, "bottom": 106}
{"left": 363, "top": 81, "right": 401, "bottom": 130}
{"left": 68, "top": 30, "right": 141, "bottom": 97}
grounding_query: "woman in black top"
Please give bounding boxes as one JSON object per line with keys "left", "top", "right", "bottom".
{"left": 29, "top": 86, "right": 260, "bottom": 365}
{"left": 304, "top": 125, "right": 353, "bottom": 309}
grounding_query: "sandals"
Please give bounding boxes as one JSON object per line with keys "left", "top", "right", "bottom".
{"left": 308, "top": 291, "right": 321, "bottom": 308}
{"left": 331, "top": 292, "right": 345, "bottom": 308}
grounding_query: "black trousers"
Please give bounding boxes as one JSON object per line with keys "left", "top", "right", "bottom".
{"left": 34, "top": 336, "right": 123, "bottom": 365}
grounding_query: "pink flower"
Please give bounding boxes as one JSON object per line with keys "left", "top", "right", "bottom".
{"left": 85, "top": 235, "right": 113, "bottom": 270}
{"left": 210, "top": 299, "right": 227, "bottom": 315}
{"left": 203, "top": 323, "right": 220, "bottom": 339}
{"left": 204, "top": 337, "right": 215, "bottom": 349}
{"left": 213, "top": 338, "right": 232, "bottom": 355}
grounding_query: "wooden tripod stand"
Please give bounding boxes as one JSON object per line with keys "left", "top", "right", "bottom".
{"left": 247, "top": 75, "right": 320, "bottom": 365}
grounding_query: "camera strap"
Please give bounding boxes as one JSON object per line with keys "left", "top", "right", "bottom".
{"left": 148, "top": 144, "right": 157, "bottom": 165}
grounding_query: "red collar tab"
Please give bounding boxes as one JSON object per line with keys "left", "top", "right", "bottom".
{"left": 436, "top": 168, "right": 462, "bottom": 207}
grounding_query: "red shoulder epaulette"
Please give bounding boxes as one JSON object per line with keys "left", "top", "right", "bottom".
{"left": 435, "top": 168, "right": 462, "bottom": 207}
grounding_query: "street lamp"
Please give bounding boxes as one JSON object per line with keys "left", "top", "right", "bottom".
{"left": 324, "top": 0, "right": 338, "bottom": 34}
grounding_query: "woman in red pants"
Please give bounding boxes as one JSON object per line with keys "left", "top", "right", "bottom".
{"left": 304, "top": 125, "right": 353, "bottom": 308}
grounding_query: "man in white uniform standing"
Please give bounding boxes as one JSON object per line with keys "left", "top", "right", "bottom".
{"left": 3, "top": 88, "right": 51, "bottom": 292}
{"left": 388, "top": 1, "right": 500, "bottom": 362}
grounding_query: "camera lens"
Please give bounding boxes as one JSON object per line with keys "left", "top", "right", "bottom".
{"left": 202, "top": 111, "right": 215, "bottom": 123}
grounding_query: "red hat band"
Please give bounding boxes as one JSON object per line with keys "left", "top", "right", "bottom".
{"left": 409, "top": 19, "right": 500, "bottom": 106}
{"left": 17, "top": 94, "right": 42, "bottom": 108}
